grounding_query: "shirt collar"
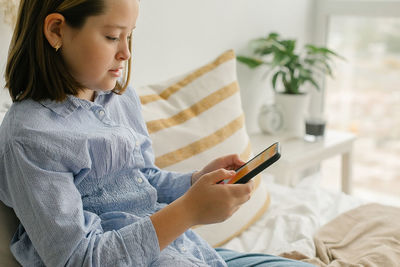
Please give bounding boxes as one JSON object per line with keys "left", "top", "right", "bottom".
{"left": 95, "top": 90, "right": 113, "bottom": 97}
{"left": 39, "top": 91, "right": 114, "bottom": 117}
{"left": 40, "top": 95, "right": 93, "bottom": 118}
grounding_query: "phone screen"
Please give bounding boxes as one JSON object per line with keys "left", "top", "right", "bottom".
{"left": 220, "top": 142, "right": 280, "bottom": 184}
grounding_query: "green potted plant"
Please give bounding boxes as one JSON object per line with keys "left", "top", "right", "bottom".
{"left": 237, "top": 32, "right": 343, "bottom": 136}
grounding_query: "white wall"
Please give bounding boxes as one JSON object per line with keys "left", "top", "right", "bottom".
{"left": 132, "top": 0, "right": 315, "bottom": 133}
{"left": 0, "top": 13, "right": 13, "bottom": 109}
{"left": 0, "top": 0, "right": 316, "bottom": 133}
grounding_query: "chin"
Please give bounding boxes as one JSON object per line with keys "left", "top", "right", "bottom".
{"left": 101, "top": 82, "right": 118, "bottom": 91}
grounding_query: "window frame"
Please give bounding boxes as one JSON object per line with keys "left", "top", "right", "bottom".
{"left": 311, "top": 0, "right": 400, "bottom": 114}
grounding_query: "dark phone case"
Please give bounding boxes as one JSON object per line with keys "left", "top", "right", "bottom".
{"left": 234, "top": 144, "right": 281, "bottom": 184}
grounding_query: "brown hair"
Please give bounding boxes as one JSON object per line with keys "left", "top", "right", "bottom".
{"left": 5, "top": 0, "right": 132, "bottom": 102}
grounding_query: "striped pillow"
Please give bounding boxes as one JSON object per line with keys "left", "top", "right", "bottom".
{"left": 138, "top": 50, "right": 270, "bottom": 247}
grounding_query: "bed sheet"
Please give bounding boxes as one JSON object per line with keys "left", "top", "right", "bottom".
{"left": 222, "top": 173, "right": 365, "bottom": 258}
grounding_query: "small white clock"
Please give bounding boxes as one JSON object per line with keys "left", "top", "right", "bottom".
{"left": 258, "top": 104, "right": 283, "bottom": 134}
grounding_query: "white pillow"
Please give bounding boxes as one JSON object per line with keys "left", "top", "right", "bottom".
{"left": 138, "top": 50, "right": 270, "bottom": 247}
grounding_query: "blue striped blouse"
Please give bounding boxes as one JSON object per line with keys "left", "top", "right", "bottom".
{"left": 0, "top": 87, "right": 226, "bottom": 266}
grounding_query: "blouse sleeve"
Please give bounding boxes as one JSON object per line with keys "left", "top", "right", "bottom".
{"left": 2, "top": 139, "right": 160, "bottom": 267}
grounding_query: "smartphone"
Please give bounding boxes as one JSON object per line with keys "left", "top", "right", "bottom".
{"left": 219, "top": 142, "right": 281, "bottom": 184}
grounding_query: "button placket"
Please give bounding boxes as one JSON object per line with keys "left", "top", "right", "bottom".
{"left": 94, "top": 108, "right": 112, "bottom": 124}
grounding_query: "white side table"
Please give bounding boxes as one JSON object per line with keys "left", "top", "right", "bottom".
{"left": 249, "top": 130, "right": 356, "bottom": 194}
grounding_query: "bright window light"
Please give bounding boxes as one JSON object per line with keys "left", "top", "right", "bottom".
{"left": 324, "top": 16, "right": 400, "bottom": 205}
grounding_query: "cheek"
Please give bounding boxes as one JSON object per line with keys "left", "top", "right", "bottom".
{"left": 78, "top": 42, "right": 108, "bottom": 68}
{"left": 81, "top": 49, "right": 107, "bottom": 73}
{"left": 64, "top": 42, "right": 111, "bottom": 80}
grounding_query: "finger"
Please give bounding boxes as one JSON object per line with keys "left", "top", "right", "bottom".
{"left": 247, "top": 179, "right": 255, "bottom": 192}
{"left": 233, "top": 154, "right": 246, "bottom": 166}
{"left": 226, "top": 183, "right": 253, "bottom": 200}
{"left": 226, "top": 189, "right": 251, "bottom": 208}
{"left": 220, "top": 154, "right": 244, "bottom": 169}
{"left": 213, "top": 155, "right": 233, "bottom": 169}
{"left": 235, "top": 189, "right": 252, "bottom": 205}
{"left": 204, "top": 169, "right": 236, "bottom": 184}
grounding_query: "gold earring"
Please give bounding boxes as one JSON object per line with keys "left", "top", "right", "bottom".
{"left": 54, "top": 43, "right": 61, "bottom": 52}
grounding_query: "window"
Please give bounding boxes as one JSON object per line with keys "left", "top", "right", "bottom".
{"left": 314, "top": 0, "right": 400, "bottom": 206}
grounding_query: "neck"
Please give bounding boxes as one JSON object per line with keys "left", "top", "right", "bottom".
{"left": 76, "top": 89, "right": 95, "bottom": 101}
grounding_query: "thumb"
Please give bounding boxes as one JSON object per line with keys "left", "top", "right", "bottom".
{"left": 204, "top": 169, "right": 236, "bottom": 184}
{"left": 234, "top": 154, "right": 246, "bottom": 166}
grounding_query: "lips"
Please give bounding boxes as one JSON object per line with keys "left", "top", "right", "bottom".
{"left": 109, "top": 67, "right": 123, "bottom": 77}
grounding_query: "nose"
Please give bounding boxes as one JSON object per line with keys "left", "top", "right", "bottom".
{"left": 117, "top": 39, "right": 131, "bottom": 61}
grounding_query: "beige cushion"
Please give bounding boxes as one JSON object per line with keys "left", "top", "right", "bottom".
{"left": 138, "top": 50, "right": 270, "bottom": 247}
{"left": 0, "top": 201, "right": 20, "bottom": 266}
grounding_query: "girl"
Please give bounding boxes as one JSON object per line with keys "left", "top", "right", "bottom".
{"left": 0, "top": 0, "right": 315, "bottom": 266}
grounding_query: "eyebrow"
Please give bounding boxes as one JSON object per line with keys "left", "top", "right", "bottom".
{"left": 103, "top": 24, "right": 136, "bottom": 30}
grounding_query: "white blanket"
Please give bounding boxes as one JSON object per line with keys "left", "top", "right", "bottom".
{"left": 222, "top": 173, "right": 365, "bottom": 258}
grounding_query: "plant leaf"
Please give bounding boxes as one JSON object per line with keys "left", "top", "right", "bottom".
{"left": 267, "top": 32, "right": 280, "bottom": 40}
{"left": 236, "top": 56, "right": 264, "bottom": 68}
{"left": 271, "top": 71, "right": 284, "bottom": 91}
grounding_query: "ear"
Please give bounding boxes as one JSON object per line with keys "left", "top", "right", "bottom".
{"left": 43, "top": 13, "right": 66, "bottom": 50}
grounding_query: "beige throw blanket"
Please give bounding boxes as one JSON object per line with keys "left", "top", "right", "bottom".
{"left": 282, "top": 203, "right": 400, "bottom": 267}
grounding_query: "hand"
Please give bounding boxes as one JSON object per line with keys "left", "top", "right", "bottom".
{"left": 191, "top": 154, "right": 245, "bottom": 185}
{"left": 182, "top": 168, "right": 254, "bottom": 226}
{"left": 150, "top": 167, "right": 254, "bottom": 251}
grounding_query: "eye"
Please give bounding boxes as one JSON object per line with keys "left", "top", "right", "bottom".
{"left": 106, "top": 36, "right": 119, "bottom": 42}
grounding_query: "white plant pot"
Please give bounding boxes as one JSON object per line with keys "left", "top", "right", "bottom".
{"left": 275, "top": 93, "right": 310, "bottom": 138}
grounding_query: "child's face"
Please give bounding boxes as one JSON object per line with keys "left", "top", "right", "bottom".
{"left": 61, "top": 0, "right": 139, "bottom": 100}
